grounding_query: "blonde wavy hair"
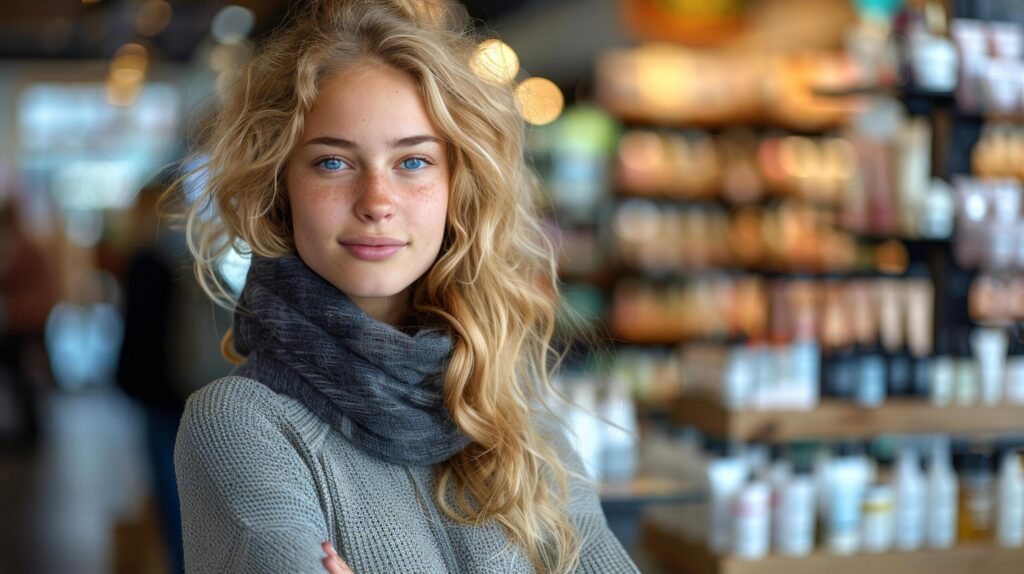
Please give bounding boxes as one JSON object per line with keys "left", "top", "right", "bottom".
{"left": 177, "top": 0, "right": 583, "bottom": 571}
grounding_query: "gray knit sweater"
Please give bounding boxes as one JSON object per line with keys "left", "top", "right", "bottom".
{"left": 174, "top": 376, "right": 639, "bottom": 573}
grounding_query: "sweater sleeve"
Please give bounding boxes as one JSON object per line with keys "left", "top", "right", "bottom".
{"left": 174, "top": 378, "right": 331, "bottom": 574}
{"left": 544, "top": 419, "right": 641, "bottom": 574}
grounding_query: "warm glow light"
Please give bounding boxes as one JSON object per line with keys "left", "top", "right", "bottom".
{"left": 108, "top": 43, "right": 148, "bottom": 107}
{"left": 107, "top": 80, "right": 143, "bottom": 107}
{"left": 110, "top": 68, "right": 144, "bottom": 85}
{"left": 516, "top": 77, "right": 564, "bottom": 126}
{"left": 135, "top": 0, "right": 173, "bottom": 37}
{"left": 470, "top": 39, "right": 519, "bottom": 84}
{"left": 112, "top": 43, "right": 149, "bottom": 72}
{"left": 635, "top": 48, "right": 689, "bottom": 115}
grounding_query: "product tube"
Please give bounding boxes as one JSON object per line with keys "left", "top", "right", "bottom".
{"left": 733, "top": 479, "right": 771, "bottom": 559}
{"left": 998, "top": 451, "right": 1024, "bottom": 548}
{"left": 932, "top": 331, "right": 955, "bottom": 406}
{"left": 971, "top": 327, "right": 1008, "bottom": 405}
{"left": 826, "top": 447, "right": 870, "bottom": 555}
{"left": 1005, "top": 336, "right": 1024, "bottom": 404}
{"left": 894, "top": 446, "right": 926, "bottom": 550}
{"left": 861, "top": 484, "right": 895, "bottom": 553}
{"left": 927, "top": 438, "right": 959, "bottom": 549}
{"left": 904, "top": 277, "right": 934, "bottom": 397}
{"left": 959, "top": 451, "right": 995, "bottom": 541}
{"left": 707, "top": 454, "right": 748, "bottom": 554}
{"left": 774, "top": 468, "right": 816, "bottom": 556}
{"left": 953, "top": 328, "right": 979, "bottom": 406}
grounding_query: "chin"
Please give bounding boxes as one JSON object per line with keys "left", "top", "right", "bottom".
{"left": 337, "top": 278, "right": 411, "bottom": 300}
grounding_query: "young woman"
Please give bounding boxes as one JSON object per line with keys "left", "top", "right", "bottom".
{"left": 172, "top": 1, "right": 639, "bottom": 573}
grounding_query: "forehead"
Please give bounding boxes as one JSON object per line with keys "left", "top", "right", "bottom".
{"left": 304, "top": 63, "right": 440, "bottom": 139}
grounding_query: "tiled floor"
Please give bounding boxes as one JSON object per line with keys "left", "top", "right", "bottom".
{"left": 0, "top": 386, "right": 152, "bottom": 574}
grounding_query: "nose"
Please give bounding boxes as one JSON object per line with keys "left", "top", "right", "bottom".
{"left": 353, "top": 170, "right": 395, "bottom": 223}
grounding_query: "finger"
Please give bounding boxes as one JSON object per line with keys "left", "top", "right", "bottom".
{"left": 322, "top": 555, "right": 346, "bottom": 574}
{"left": 321, "top": 541, "right": 353, "bottom": 574}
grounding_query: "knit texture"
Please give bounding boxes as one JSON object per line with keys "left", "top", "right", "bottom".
{"left": 175, "top": 376, "right": 640, "bottom": 573}
{"left": 232, "top": 254, "right": 469, "bottom": 466}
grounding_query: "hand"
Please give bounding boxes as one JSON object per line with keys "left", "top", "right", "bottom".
{"left": 321, "top": 540, "right": 354, "bottom": 574}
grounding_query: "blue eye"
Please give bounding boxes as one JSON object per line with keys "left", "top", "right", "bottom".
{"left": 401, "top": 157, "right": 429, "bottom": 170}
{"left": 316, "top": 157, "right": 348, "bottom": 171}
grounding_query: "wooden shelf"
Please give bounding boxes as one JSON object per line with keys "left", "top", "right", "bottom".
{"left": 672, "top": 394, "right": 1024, "bottom": 442}
{"left": 599, "top": 476, "right": 700, "bottom": 505}
{"left": 643, "top": 515, "right": 1024, "bottom": 574}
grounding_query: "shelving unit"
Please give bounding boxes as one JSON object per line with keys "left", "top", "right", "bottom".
{"left": 577, "top": 4, "right": 1024, "bottom": 572}
{"left": 598, "top": 476, "right": 699, "bottom": 505}
{"left": 642, "top": 514, "right": 1024, "bottom": 574}
{"left": 671, "top": 394, "right": 1024, "bottom": 442}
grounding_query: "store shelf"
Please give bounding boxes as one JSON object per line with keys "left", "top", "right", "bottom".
{"left": 671, "top": 394, "right": 1024, "bottom": 442}
{"left": 642, "top": 515, "right": 1024, "bottom": 574}
{"left": 599, "top": 476, "right": 700, "bottom": 505}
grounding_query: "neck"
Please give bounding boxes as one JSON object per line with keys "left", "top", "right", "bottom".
{"left": 349, "top": 290, "right": 411, "bottom": 327}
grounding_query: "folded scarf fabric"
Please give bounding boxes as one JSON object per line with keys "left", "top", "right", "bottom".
{"left": 231, "top": 253, "right": 470, "bottom": 466}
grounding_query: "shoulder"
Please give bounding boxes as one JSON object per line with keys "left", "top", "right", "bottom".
{"left": 179, "top": 376, "right": 333, "bottom": 459}
{"left": 181, "top": 376, "right": 281, "bottom": 434}
{"left": 177, "top": 377, "right": 283, "bottom": 459}
{"left": 186, "top": 375, "right": 278, "bottom": 414}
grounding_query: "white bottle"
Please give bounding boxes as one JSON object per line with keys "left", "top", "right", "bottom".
{"left": 566, "top": 382, "right": 602, "bottom": 480}
{"left": 733, "top": 478, "right": 771, "bottom": 559}
{"left": 790, "top": 339, "right": 821, "bottom": 409}
{"left": 971, "top": 328, "right": 1008, "bottom": 405}
{"left": 723, "top": 346, "right": 755, "bottom": 409}
{"left": 927, "top": 439, "right": 959, "bottom": 549}
{"left": 768, "top": 457, "right": 792, "bottom": 552}
{"left": 1004, "top": 337, "right": 1024, "bottom": 405}
{"left": 920, "top": 177, "right": 955, "bottom": 239}
{"left": 774, "top": 469, "right": 816, "bottom": 556}
{"left": 861, "top": 484, "right": 895, "bottom": 553}
{"left": 997, "top": 451, "right": 1024, "bottom": 548}
{"left": 599, "top": 377, "right": 638, "bottom": 483}
{"left": 931, "top": 355, "right": 955, "bottom": 406}
{"left": 707, "top": 454, "right": 748, "bottom": 553}
{"left": 826, "top": 448, "right": 869, "bottom": 555}
{"left": 894, "top": 447, "right": 926, "bottom": 551}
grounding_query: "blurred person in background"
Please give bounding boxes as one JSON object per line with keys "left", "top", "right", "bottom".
{"left": 115, "top": 184, "right": 231, "bottom": 574}
{"left": 0, "top": 199, "right": 57, "bottom": 451}
{"left": 115, "top": 184, "right": 187, "bottom": 574}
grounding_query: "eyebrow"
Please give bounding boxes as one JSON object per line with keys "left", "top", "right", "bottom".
{"left": 303, "top": 135, "right": 442, "bottom": 149}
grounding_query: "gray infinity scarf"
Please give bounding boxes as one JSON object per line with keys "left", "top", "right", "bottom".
{"left": 231, "top": 253, "right": 470, "bottom": 466}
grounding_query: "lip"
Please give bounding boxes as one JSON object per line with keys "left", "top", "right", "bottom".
{"left": 340, "top": 236, "right": 408, "bottom": 261}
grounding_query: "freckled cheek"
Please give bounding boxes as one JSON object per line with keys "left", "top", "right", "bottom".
{"left": 289, "top": 179, "right": 349, "bottom": 239}
{"left": 411, "top": 184, "right": 448, "bottom": 249}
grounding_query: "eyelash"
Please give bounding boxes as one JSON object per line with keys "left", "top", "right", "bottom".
{"left": 312, "top": 156, "right": 434, "bottom": 172}
{"left": 314, "top": 157, "right": 348, "bottom": 171}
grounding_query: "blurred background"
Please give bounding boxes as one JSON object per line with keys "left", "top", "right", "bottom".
{"left": 4, "top": 0, "right": 1024, "bottom": 573}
